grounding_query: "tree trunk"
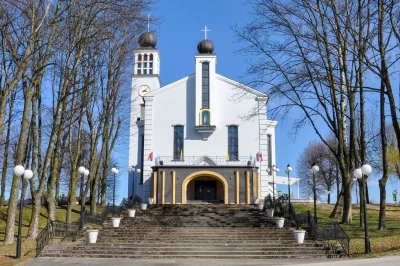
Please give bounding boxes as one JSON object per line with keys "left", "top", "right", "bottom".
{"left": 366, "top": 182, "right": 370, "bottom": 204}
{"left": 27, "top": 193, "right": 41, "bottom": 238}
{"left": 342, "top": 177, "right": 353, "bottom": 224}
{"left": 4, "top": 80, "right": 33, "bottom": 244}
{"left": 377, "top": 0, "right": 390, "bottom": 230}
{"left": 378, "top": 178, "right": 387, "bottom": 230}
{"left": 101, "top": 174, "right": 108, "bottom": 206}
{"left": 66, "top": 168, "right": 78, "bottom": 223}
{"left": 330, "top": 189, "right": 344, "bottom": 220}
{"left": 0, "top": 89, "right": 16, "bottom": 207}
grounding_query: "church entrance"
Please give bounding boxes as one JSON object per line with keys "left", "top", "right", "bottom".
{"left": 182, "top": 171, "right": 228, "bottom": 204}
{"left": 195, "top": 180, "right": 217, "bottom": 200}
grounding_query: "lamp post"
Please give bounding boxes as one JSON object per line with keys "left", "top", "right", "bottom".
{"left": 111, "top": 166, "right": 119, "bottom": 208}
{"left": 268, "top": 165, "right": 279, "bottom": 201}
{"left": 354, "top": 164, "right": 372, "bottom": 254}
{"left": 78, "top": 166, "right": 85, "bottom": 215}
{"left": 14, "top": 165, "right": 33, "bottom": 259}
{"left": 128, "top": 165, "right": 141, "bottom": 197}
{"left": 310, "top": 163, "right": 319, "bottom": 224}
{"left": 285, "top": 164, "right": 292, "bottom": 206}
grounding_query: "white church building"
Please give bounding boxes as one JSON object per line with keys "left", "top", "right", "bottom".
{"left": 128, "top": 29, "right": 283, "bottom": 204}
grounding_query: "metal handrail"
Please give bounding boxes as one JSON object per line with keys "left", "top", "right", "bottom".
{"left": 264, "top": 195, "right": 350, "bottom": 256}
{"left": 156, "top": 155, "right": 255, "bottom": 166}
{"left": 315, "top": 222, "right": 350, "bottom": 256}
{"left": 36, "top": 221, "right": 54, "bottom": 256}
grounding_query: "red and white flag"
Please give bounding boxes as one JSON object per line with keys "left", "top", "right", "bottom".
{"left": 258, "top": 151, "right": 264, "bottom": 162}
{"left": 147, "top": 151, "right": 153, "bottom": 161}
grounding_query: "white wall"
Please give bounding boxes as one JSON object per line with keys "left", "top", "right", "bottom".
{"left": 129, "top": 51, "right": 277, "bottom": 200}
{"left": 151, "top": 77, "right": 264, "bottom": 159}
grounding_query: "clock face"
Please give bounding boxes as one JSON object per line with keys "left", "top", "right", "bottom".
{"left": 138, "top": 85, "right": 151, "bottom": 97}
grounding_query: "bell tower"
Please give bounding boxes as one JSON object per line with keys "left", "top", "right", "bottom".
{"left": 129, "top": 23, "right": 160, "bottom": 198}
{"left": 194, "top": 26, "right": 216, "bottom": 140}
{"left": 133, "top": 31, "right": 161, "bottom": 91}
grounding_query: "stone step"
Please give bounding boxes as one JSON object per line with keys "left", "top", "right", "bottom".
{"left": 98, "top": 233, "right": 294, "bottom": 241}
{"left": 98, "top": 234, "right": 297, "bottom": 238}
{"left": 39, "top": 253, "right": 336, "bottom": 259}
{"left": 95, "top": 238, "right": 303, "bottom": 243}
{"left": 44, "top": 247, "right": 325, "bottom": 253}
{"left": 43, "top": 249, "right": 328, "bottom": 255}
{"left": 45, "top": 243, "right": 321, "bottom": 249}
{"left": 98, "top": 229, "right": 294, "bottom": 234}
{"left": 39, "top": 204, "right": 339, "bottom": 260}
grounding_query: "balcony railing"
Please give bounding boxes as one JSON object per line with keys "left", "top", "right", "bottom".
{"left": 156, "top": 156, "right": 255, "bottom": 166}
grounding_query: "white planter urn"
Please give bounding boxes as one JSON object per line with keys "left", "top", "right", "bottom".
{"left": 128, "top": 209, "right": 136, "bottom": 217}
{"left": 148, "top": 198, "right": 154, "bottom": 204}
{"left": 293, "top": 230, "right": 306, "bottom": 243}
{"left": 257, "top": 204, "right": 264, "bottom": 210}
{"left": 86, "top": 229, "right": 99, "bottom": 243}
{"left": 275, "top": 217, "right": 285, "bottom": 228}
{"left": 140, "top": 203, "right": 148, "bottom": 210}
{"left": 266, "top": 209, "right": 274, "bottom": 218}
{"left": 111, "top": 217, "right": 121, "bottom": 227}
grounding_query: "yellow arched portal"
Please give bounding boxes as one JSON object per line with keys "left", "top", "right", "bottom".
{"left": 182, "top": 171, "right": 229, "bottom": 204}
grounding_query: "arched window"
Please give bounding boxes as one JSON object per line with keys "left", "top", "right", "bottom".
{"left": 202, "top": 111, "right": 210, "bottom": 125}
{"left": 202, "top": 62, "right": 210, "bottom": 108}
{"left": 173, "top": 125, "right": 184, "bottom": 160}
{"left": 228, "top": 125, "right": 238, "bottom": 161}
{"left": 137, "top": 53, "right": 154, "bottom": 75}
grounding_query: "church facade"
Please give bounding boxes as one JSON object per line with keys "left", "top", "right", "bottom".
{"left": 128, "top": 30, "right": 278, "bottom": 204}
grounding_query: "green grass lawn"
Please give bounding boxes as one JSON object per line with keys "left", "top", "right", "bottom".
{"left": 0, "top": 204, "right": 103, "bottom": 266}
{"left": 293, "top": 203, "right": 400, "bottom": 257}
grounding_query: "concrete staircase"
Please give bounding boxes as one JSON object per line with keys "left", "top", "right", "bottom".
{"left": 39, "top": 204, "right": 342, "bottom": 259}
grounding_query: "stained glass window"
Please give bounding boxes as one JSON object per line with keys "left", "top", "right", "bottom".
{"left": 174, "top": 126, "right": 184, "bottom": 160}
{"left": 228, "top": 126, "right": 238, "bottom": 161}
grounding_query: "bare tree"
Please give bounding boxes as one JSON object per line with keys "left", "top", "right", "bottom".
{"left": 297, "top": 139, "right": 340, "bottom": 204}
{"left": 234, "top": 0, "right": 373, "bottom": 223}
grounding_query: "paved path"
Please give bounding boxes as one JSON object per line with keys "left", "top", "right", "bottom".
{"left": 19, "top": 256, "right": 400, "bottom": 266}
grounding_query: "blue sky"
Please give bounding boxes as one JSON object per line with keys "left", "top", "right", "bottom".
{"left": 117, "top": 0, "right": 400, "bottom": 204}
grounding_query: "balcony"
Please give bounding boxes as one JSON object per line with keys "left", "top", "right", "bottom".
{"left": 194, "top": 125, "right": 216, "bottom": 141}
{"left": 155, "top": 155, "right": 255, "bottom": 167}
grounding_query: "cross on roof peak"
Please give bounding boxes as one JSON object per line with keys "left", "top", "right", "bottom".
{"left": 201, "top": 26, "right": 211, "bottom": 40}
{"left": 147, "top": 14, "right": 150, "bottom": 32}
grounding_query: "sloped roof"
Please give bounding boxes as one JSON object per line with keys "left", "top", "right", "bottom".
{"left": 144, "top": 73, "right": 267, "bottom": 98}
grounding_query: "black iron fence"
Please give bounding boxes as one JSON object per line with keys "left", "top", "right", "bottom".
{"left": 36, "top": 220, "right": 79, "bottom": 256}
{"left": 264, "top": 195, "right": 350, "bottom": 256}
{"left": 36, "top": 198, "right": 129, "bottom": 257}
{"left": 315, "top": 222, "right": 350, "bottom": 256}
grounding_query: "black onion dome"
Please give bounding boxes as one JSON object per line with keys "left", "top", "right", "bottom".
{"left": 197, "top": 39, "right": 214, "bottom": 54}
{"left": 138, "top": 32, "right": 157, "bottom": 48}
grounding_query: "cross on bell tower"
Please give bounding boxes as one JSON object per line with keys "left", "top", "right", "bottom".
{"left": 201, "top": 26, "right": 211, "bottom": 40}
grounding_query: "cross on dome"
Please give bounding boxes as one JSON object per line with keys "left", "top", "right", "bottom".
{"left": 147, "top": 14, "right": 150, "bottom": 32}
{"left": 201, "top": 26, "right": 211, "bottom": 40}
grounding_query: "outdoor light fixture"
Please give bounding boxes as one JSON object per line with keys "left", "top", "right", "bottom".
{"left": 354, "top": 163, "right": 372, "bottom": 254}
{"left": 285, "top": 164, "right": 292, "bottom": 207}
{"left": 310, "top": 162, "right": 319, "bottom": 224}
{"left": 128, "top": 165, "right": 141, "bottom": 197}
{"left": 268, "top": 165, "right": 279, "bottom": 200}
{"left": 14, "top": 165, "right": 33, "bottom": 259}
{"left": 128, "top": 165, "right": 141, "bottom": 173}
{"left": 111, "top": 166, "right": 119, "bottom": 208}
{"left": 78, "top": 166, "right": 87, "bottom": 215}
